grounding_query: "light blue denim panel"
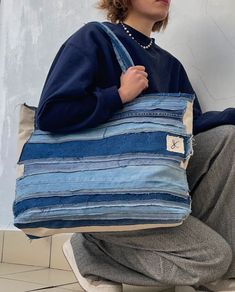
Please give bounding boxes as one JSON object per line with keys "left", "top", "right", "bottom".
{"left": 23, "top": 156, "right": 179, "bottom": 176}
{"left": 21, "top": 153, "right": 183, "bottom": 168}
{"left": 18, "top": 202, "right": 189, "bottom": 217}
{"left": 15, "top": 189, "right": 189, "bottom": 205}
{"left": 118, "top": 98, "right": 187, "bottom": 117}
{"left": 15, "top": 204, "right": 190, "bottom": 223}
{"left": 33, "top": 116, "right": 185, "bottom": 136}
{"left": 142, "top": 92, "right": 195, "bottom": 102}
{"left": 30, "top": 120, "right": 186, "bottom": 150}
{"left": 23, "top": 152, "right": 182, "bottom": 164}
{"left": 94, "top": 116, "right": 185, "bottom": 130}
{"left": 16, "top": 164, "right": 189, "bottom": 198}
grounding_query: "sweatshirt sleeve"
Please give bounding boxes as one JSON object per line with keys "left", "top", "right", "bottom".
{"left": 178, "top": 64, "right": 235, "bottom": 135}
{"left": 193, "top": 108, "right": 235, "bottom": 135}
{"left": 36, "top": 40, "right": 123, "bottom": 134}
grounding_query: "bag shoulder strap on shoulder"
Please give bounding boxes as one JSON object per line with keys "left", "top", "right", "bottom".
{"left": 93, "top": 21, "right": 134, "bottom": 72}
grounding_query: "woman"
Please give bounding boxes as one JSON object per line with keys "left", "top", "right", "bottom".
{"left": 37, "top": 0, "right": 235, "bottom": 291}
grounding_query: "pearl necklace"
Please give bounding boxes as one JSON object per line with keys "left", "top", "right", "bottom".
{"left": 120, "top": 22, "right": 153, "bottom": 50}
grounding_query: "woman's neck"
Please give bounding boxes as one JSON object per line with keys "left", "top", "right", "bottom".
{"left": 123, "top": 16, "right": 154, "bottom": 38}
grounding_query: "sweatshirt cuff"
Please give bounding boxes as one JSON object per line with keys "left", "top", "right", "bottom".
{"left": 100, "top": 85, "right": 124, "bottom": 114}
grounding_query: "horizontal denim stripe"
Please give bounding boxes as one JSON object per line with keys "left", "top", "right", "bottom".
{"left": 13, "top": 192, "right": 190, "bottom": 216}
{"left": 16, "top": 185, "right": 188, "bottom": 203}
{"left": 20, "top": 152, "right": 183, "bottom": 166}
{"left": 19, "top": 131, "right": 191, "bottom": 163}
{"left": 16, "top": 164, "right": 188, "bottom": 197}
{"left": 34, "top": 114, "right": 185, "bottom": 138}
{"left": 14, "top": 187, "right": 190, "bottom": 205}
{"left": 23, "top": 156, "right": 179, "bottom": 176}
{"left": 15, "top": 190, "right": 190, "bottom": 208}
{"left": 14, "top": 203, "right": 190, "bottom": 221}
{"left": 120, "top": 98, "right": 188, "bottom": 113}
{"left": 15, "top": 205, "right": 190, "bottom": 223}
{"left": 29, "top": 122, "right": 187, "bottom": 144}
{"left": 140, "top": 93, "right": 195, "bottom": 102}
{"left": 16, "top": 181, "right": 188, "bottom": 200}
{"left": 14, "top": 217, "right": 185, "bottom": 229}
{"left": 15, "top": 205, "right": 190, "bottom": 222}
{"left": 34, "top": 116, "right": 185, "bottom": 136}
{"left": 111, "top": 109, "right": 184, "bottom": 121}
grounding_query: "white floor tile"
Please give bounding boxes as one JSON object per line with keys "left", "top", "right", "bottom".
{"left": 3, "top": 231, "right": 51, "bottom": 267}
{"left": 2, "top": 267, "right": 77, "bottom": 286}
{"left": 59, "top": 283, "right": 82, "bottom": 290}
{"left": 0, "top": 263, "right": 46, "bottom": 276}
{"left": 123, "top": 284, "right": 174, "bottom": 292}
{"left": 0, "top": 277, "right": 46, "bottom": 292}
{"left": 50, "top": 233, "right": 72, "bottom": 270}
{"left": 61, "top": 283, "right": 174, "bottom": 292}
{"left": 31, "top": 288, "right": 79, "bottom": 292}
{"left": 0, "top": 263, "right": 175, "bottom": 292}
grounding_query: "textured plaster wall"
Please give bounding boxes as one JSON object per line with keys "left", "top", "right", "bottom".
{"left": 0, "top": 0, "right": 234, "bottom": 229}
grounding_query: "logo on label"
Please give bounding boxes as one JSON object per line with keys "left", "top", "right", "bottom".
{"left": 167, "top": 135, "right": 185, "bottom": 154}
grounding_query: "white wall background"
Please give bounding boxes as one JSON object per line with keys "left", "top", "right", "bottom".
{"left": 0, "top": 0, "right": 234, "bottom": 229}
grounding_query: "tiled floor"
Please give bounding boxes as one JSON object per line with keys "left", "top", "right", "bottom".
{"left": 0, "top": 262, "right": 175, "bottom": 292}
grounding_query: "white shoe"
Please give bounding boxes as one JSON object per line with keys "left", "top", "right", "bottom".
{"left": 203, "top": 279, "right": 235, "bottom": 291}
{"left": 175, "top": 286, "right": 197, "bottom": 292}
{"left": 62, "top": 239, "right": 123, "bottom": 292}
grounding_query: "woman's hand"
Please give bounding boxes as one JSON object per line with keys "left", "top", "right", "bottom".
{"left": 118, "top": 65, "right": 149, "bottom": 104}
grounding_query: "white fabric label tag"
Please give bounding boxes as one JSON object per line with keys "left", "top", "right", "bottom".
{"left": 166, "top": 135, "right": 185, "bottom": 154}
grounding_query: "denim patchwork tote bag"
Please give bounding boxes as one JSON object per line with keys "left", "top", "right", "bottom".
{"left": 13, "top": 22, "right": 195, "bottom": 239}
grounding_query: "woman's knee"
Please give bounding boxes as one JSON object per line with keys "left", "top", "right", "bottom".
{"left": 214, "top": 125, "right": 235, "bottom": 146}
{"left": 198, "top": 236, "right": 232, "bottom": 283}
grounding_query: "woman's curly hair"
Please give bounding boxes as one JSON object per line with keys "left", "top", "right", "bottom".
{"left": 97, "top": 0, "right": 169, "bottom": 32}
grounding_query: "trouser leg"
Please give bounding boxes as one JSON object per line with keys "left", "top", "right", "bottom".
{"left": 71, "top": 216, "right": 231, "bottom": 287}
{"left": 71, "top": 125, "right": 234, "bottom": 286}
{"left": 186, "top": 125, "right": 235, "bottom": 278}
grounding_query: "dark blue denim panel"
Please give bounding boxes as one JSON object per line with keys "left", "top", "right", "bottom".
{"left": 14, "top": 217, "right": 185, "bottom": 229}
{"left": 15, "top": 210, "right": 189, "bottom": 223}
{"left": 19, "top": 131, "right": 191, "bottom": 162}
{"left": 13, "top": 192, "right": 191, "bottom": 216}
{"left": 21, "top": 152, "right": 183, "bottom": 167}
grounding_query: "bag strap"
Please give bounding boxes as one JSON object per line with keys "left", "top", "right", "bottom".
{"left": 94, "top": 21, "right": 135, "bottom": 72}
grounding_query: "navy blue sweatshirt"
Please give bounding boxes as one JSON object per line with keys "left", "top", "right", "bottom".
{"left": 36, "top": 21, "right": 235, "bottom": 135}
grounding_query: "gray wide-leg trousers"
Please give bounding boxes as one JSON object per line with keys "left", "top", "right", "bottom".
{"left": 70, "top": 125, "right": 235, "bottom": 287}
